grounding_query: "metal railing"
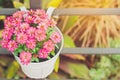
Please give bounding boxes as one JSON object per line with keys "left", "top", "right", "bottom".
{"left": 0, "top": 0, "right": 120, "bottom": 54}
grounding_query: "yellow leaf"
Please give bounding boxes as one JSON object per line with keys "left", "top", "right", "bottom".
{"left": 0, "top": 29, "right": 3, "bottom": 38}
{"left": 54, "top": 57, "right": 60, "bottom": 72}
{"left": 0, "top": 16, "right": 5, "bottom": 20}
{"left": 47, "top": 0, "right": 62, "bottom": 8}
{"left": 13, "top": 1, "right": 24, "bottom": 8}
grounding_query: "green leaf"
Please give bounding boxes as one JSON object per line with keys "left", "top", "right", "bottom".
{"left": 47, "top": 56, "right": 51, "bottom": 60}
{"left": 68, "top": 62, "right": 90, "bottom": 79}
{"left": 64, "top": 16, "right": 79, "bottom": 32}
{"left": 48, "top": 72, "right": 67, "bottom": 79}
{"left": 24, "top": 0, "right": 30, "bottom": 8}
{"left": 54, "top": 57, "right": 59, "bottom": 72}
{"left": 63, "top": 34, "right": 76, "bottom": 47}
{"left": 31, "top": 57, "right": 39, "bottom": 62}
{"left": 51, "top": 51, "right": 55, "bottom": 56}
{"left": 89, "top": 68, "right": 106, "bottom": 80}
{"left": 13, "top": 1, "right": 24, "bottom": 8}
{"left": 110, "top": 38, "right": 120, "bottom": 48}
{"left": 6, "top": 61, "right": 19, "bottom": 79}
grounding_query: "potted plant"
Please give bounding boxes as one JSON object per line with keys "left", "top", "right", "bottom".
{"left": 1, "top": 9, "right": 63, "bottom": 79}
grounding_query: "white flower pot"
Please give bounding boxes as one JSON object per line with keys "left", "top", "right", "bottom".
{"left": 14, "top": 27, "right": 63, "bottom": 79}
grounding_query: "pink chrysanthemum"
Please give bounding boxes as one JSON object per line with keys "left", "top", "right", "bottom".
{"left": 37, "top": 22, "right": 48, "bottom": 31}
{"left": 16, "top": 33, "right": 28, "bottom": 44}
{"left": 20, "top": 51, "right": 32, "bottom": 65}
{"left": 38, "top": 48, "right": 49, "bottom": 58}
{"left": 35, "top": 29, "right": 46, "bottom": 41}
{"left": 20, "top": 23, "right": 29, "bottom": 32}
{"left": 43, "top": 40, "right": 55, "bottom": 52}
{"left": 4, "top": 17, "right": 14, "bottom": 29}
{"left": 12, "top": 18, "right": 21, "bottom": 27}
{"left": 1, "top": 40, "right": 9, "bottom": 48}
{"left": 48, "top": 19, "right": 57, "bottom": 27}
{"left": 34, "top": 16, "right": 41, "bottom": 24}
{"left": 35, "top": 9, "right": 46, "bottom": 17}
{"left": 26, "top": 27, "right": 36, "bottom": 38}
{"left": 24, "top": 15, "right": 34, "bottom": 23}
{"left": 13, "top": 11, "right": 24, "bottom": 19}
{"left": 26, "top": 39, "right": 36, "bottom": 49}
{"left": 50, "top": 32, "right": 61, "bottom": 43}
{"left": 14, "top": 27, "right": 20, "bottom": 35}
{"left": 2, "top": 30, "right": 12, "bottom": 40}
{"left": 8, "top": 40, "right": 17, "bottom": 52}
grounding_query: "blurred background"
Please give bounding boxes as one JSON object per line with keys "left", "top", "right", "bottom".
{"left": 1, "top": 0, "right": 120, "bottom": 79}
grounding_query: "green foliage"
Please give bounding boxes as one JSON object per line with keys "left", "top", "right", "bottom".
{"left": 67, "top": 62, "right": 90, "bottom": 79}
{"left": 23, "top": 0, "right": 30, "bottom": 8}
{"left": 31, "top": 57, "right": 39, "bottom": 62}
{"left": 63, "top": 16, "right": 79, "bottom": 32}
{"left": 89, "top": 68, "right": 106, "bottom": 80}
{"left": 90, "top": 38, "right": 120, "bottom": 79}
{"left": 64, "top": 34, "right": 76, "bottom": 47}
{"left": 6, "top": 61, "right": 19, "bottom": 79}
{"left": 110, "top": 38, "right": 120, "bottom": 48}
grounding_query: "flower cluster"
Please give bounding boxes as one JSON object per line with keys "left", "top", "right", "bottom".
{"left": 2, "top": 9, "right": 62, "bottom": 65}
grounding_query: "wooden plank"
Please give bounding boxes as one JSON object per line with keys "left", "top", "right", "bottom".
{"left": 0, "top": 8, "right": 120, "bottom": 15}
{"left": 30, "top": 0, "right": 41, "bottom": 9}
{"left": 0, "top": 48, "right": 120, "bottom": 54}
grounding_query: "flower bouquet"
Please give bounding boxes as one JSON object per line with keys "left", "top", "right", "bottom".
{"left": 1, "top": 9, "right": 63, "bottom": 79}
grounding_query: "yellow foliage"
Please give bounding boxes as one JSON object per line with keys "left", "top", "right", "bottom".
{"left": 47, "top": 0, "right": 62, "bottom": 8}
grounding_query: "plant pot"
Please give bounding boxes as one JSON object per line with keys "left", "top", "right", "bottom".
{"left": 14, "top": 27, "right": 63, "bottom": 79}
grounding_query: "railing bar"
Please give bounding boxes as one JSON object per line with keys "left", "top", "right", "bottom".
{"left": 61, "top": 48, "right": 120, "bottom": 54}
{"left": 53, "top": 8, "right": 120, "bottom": 15}
{"left": 1, "top": 8, "right": 120, "bottom": 15}
{"left": 0, "top": 8, "right": 18, "bottom": 15}
{"left": 0, "top": 48, "right": 120, "bottom": 54}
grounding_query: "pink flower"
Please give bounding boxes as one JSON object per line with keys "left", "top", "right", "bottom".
{"left": 13, "top": 11, "right": 24, "bottom": 19}
{"left": 50, "top": 32, "right": 61, "bottom": 43}
{"left": 35, "top": 29, "right": 46, "bottom": 41}
{"left": 8, "top": 40, "right": 17, "bottom": 52}
{"left": 35, "top": 9, "right": 46, "bottom": 17}
{"left": 48, "top": 19, "right": 56, "bottom": 27}
{"left": 1, "top": 40, "right": 9, "bottom": 48}
{"left": 28, "top": 9, "right": 35, "bottom": 15}
{"left": 38, "top": 48, "right": 49, "bottom": 58}
{"left": 20, "top": 23, "right": 29, "bottom": 32}
{"left": 37, "top": 22, "right": 48, "bottom": 31}
{"left": 24, "top": 15, "right": 34, "bottom": 23}
{"left": 12, "top": 18, "right": 21, "bottom": 27}
{"left": 4, "top": 22, "right": 14, "bottom": 29}
{"left": 20, "top": 51, "right": 32, "bottom": 65}
{"left": 14, "top": 27, "right": 20, "bottom": 35}
{"left": 34, "top": 16, "right": 41, "bottom": 24}
{"left": 16, "top": 33, "right": 28, "bottom": 44}
{"left": 43, "top": 40, "right": 55, "bottom": 52}
{"left": 26, "top": 39, "right": 36, "bottom": 49}
{"left": 2, "top": 30, "right": 12, "bottom": 40}
{"left": 26, "top": 27, "right": 36, "bottom": 38}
